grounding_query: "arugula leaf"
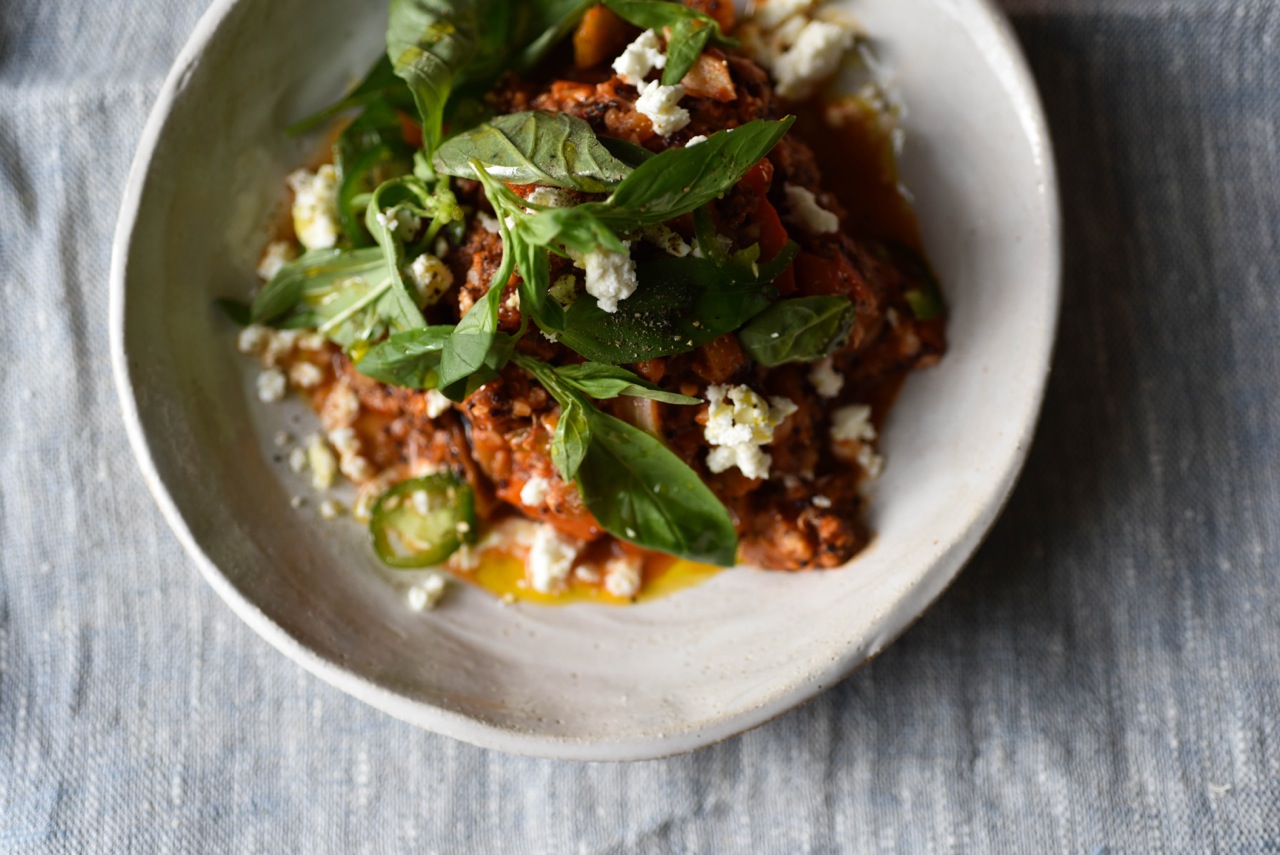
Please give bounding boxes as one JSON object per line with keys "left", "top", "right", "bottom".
{"left": 250, "top": 248, "right": 389, "bottom": 325}
{"left": 434, "top": 111, "right": 633, "bottom": 192}
{"left": 557, "top": 243, "right": 799, "bottom": 363}
{"left": 554, "top": 363, "right": 700, "bottom": 404}
{"left": 355, "top": 325, "right": 455, "bottom": 387}
{"left": 601, "top": 0, "right": 736, "bottom": 85}
{"left": 738, "top": 296, "right": 855, "bottom": 366}
{"left": 515, "top": 354, "right": 737, "bottom": 565}
{"left": 287, "top": 56, "right": 416, "bottom": 136}
{"left": 589, "top": 118, "right": 796, "bottom": 229}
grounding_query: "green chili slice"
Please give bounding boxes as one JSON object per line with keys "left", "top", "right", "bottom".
{"left": 369, "top": 473, "right": 476, "bottom": 568}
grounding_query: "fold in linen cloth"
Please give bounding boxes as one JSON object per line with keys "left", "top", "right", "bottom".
{"left": 1, "top": 0, "right": 1278, "bottom": 851}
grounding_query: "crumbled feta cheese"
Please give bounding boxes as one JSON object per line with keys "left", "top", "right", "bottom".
{"left": 289, "top": 362, "right": 324, "bottom": 389}
{"left": 830, "top": 404, "right": 876, "bottom": 443}
{"left": 526, "top": 525, "right": 582, "bottom": 594}
{"left": 574, "top": 565, "right": 602, "bottom": 584}
{"left": 288, "top": 447, "right": 308, "bottom": 473}
{"left": 577, "top": 241, "right": 638, "bottom": 314}
{"left": 425, "top": 390, "right": 452, "bottom": 419}
{"left": 260, "top": 329, "right": 299, "bottom": 368}
{"left": 318, "top": 499, "right": 344, "bottom": 520}
{"left": 807, "top": 356, "right": 844, "bottom": 398}
{"left": 525, "top": 186, "right": 575, "bottom": 209}
{"left": 237, "top": 324, "right": 270, "bottom": 356}
{"left": 476, "top": 212, "right": 501, "bottom": 234}
{"left": 406, "top": 253, "right": 454, "bottom": 307}
{"left": 703, "top": 384, "right": 798, "bottom": 480}
{"left": 376, "top": 208, "right": 421, "bottom": 236}
{"left": 685, "top": 135, "right": 708, "bottom": 147}
{"left": 273, "top": 430, "right": 292, "bottom": 448}
{"left": 287, "top": 165, "right": 341, "bottom": 251}
{"left": 256, "top": 369, "right": 287, "bottom": 403}
{"left": 772, "top": 19, "right": 854, "bottom": 99}
{"left": 642, "top": 224, "right": 692, "bottom": 257}
{"left": 306, "top": 434, "right": 337, "bottom": 490}
{"left": 812, "top": 494, "right": 833, "bottom": 509}
{"left": 297, "top": 332, "right": 328, "bottom": 352}
{"left": 519, "top": 476, "right": 552, "bottom": 508}
{"left": 635, "top": 81, "right": 691, "bottom": 136}
{"left": 320, "top": 383, "right": 360, "bottom": 429}
{"left": 290, "top": 495, "right": 306, "bottom": 509}
{"left": 328, "top": 426, "right": 360, "bottom": 456}
{"left": 784, "top": 185, "right": 840, "bottom": 234}
{"left": 407, "top": 575, "right": 447, "bottom": 611}
{"left": 749, "top": 0, "right": 815, "bottom": 30}
{"left": 504, "top": 289, "right": 521, "bottom": 311}
{"left": 612, "top": 29, "right": 667, "bottom": 87}
{"left": 340, "top": 454, "right": 374, "bottom": 484}
{"left": 603, "top": 554, "right": 643, "bottom": 599}
{"left": 256, "top": 240, "right": 297, "bottom": 281}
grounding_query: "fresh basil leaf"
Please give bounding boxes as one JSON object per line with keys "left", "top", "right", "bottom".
{"left": 434, "top": 111, "right": 633, "bottom": 192}
{"left": 557, "top": 243, "right": 798, "bottom": 363}
{"left": 364, "top": 180, "right": 438, "bottom": 332}
{"left": 287, "top": 56, "right": 416, "bottom": 136}
{"left": 589, "top": 118, "right": 796, "bottom": 229}
{"left": 250, "top": 248, "right": 389, "bottom": 324}
{"left": 551, "top": 399, "right": 591, "bottom": 480}
{"left": 335, "top": 101, "right": 416, "bottom": 246}
{"left": 389, "top": 0, "right": 596, "bottom": 154}
{"left": 515, "top": 354, "right": 737, "bottom": 564}
{"left": 215, "top": 298, "right": 252, "bottom": 327}
{"left": 601, "top": 0, "right": 735, "bottom": 85}
{"left": 576, "top": 411, "right": 737, "bottom": 565}
{"left": 554, "top": 363, "right": 700, "bottom": 405}
{"left": 738, "top": 296, "right": 855, "bottom": 366}
{"left": 598, "top": 136, "right": 656, "bottom": 166}
{"left": 355, "top": 325, "right": 455, "bottom": 387}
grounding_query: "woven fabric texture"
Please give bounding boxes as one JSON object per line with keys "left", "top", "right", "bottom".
{"left": 1, "top": 0, "right": 1278, "bottom": 851}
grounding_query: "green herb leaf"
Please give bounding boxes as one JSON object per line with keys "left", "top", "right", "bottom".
{"left": 250, "top": 248, "right": 389, "bottom": 325}
{"left": 589, "top": 118, "right": 796, "bottom": 229}
{"left": 215, "top": 298, "right": 252, "bottom": 326}
{"left": 597, "top": 136, "right": 656, "bottom": 166}
{"left": 551, "top": 399, "right": 591, "bottom": 479}
{"left": 738, "top": 296, "right": 855, "bottom": 366}
{"left": 601, "top": 0, "right": 735, "bottom": 85}
{"left": 334, "top": 101, "right": 416, "bottom": 246}
{"left": 883, "top": 241, "right": 946, "bottom": 321}
{"left": 576, "top": 413, "right": 737, "bottom": 565}
{"left": 554, "top": 363, "right": 700, "bottom": 404}
{"left": 355, "top": 325, "right": 455, "bottom": 387}
{"left": 388, "top": 0, "right": 596, "bottom": 154}
{"left": 287, "top": 56, "right": 417, "bottom": 137}
{"left": 434, "top": 111, "right": 634, "bottom": 192}
{"left": 557, "top": 243, "right": 799, "bottom": 363}
{"left": 515, "top": 354, "right": 737, "bottom": 564}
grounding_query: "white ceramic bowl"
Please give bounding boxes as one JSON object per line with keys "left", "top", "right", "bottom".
{"left": 111, "top": 0, "right": 1059, "bottom": 760}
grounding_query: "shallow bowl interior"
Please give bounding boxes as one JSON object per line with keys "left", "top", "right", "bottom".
{"left": 112, "top": 0, "right": 1059, "bottom": 760}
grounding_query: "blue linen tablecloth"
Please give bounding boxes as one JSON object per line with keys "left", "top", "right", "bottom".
{"left": 2, "top": 0, "right": 1278, "bottom": 850}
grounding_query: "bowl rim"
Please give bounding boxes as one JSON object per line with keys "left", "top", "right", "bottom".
{"left": 110, "top": 0, "right": 1061, "bottom": 761}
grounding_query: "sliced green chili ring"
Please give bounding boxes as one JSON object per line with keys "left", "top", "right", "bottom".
{"left": 369, "top": 473, "right": 476, "bottom": 568}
